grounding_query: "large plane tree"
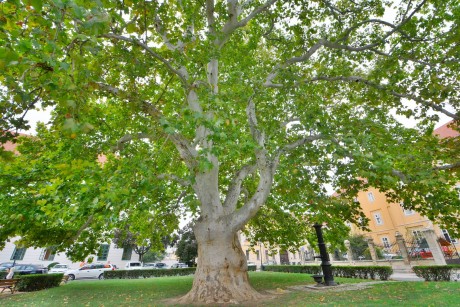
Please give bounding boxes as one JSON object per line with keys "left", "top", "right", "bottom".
{"left": 1, "top": 0, "right": 459, "bottom": 304}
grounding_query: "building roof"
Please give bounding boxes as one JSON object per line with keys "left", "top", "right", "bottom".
{"left": 433, "top": 121, "right": 459, "bottom": 139}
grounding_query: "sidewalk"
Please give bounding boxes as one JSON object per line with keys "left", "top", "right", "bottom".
{"left": 389, "top": 272, "right": 423, "bottom": 281}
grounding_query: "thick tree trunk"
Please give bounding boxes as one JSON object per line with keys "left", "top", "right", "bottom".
{"left": 177, "top": 220, "right": 265, "bottom": 304}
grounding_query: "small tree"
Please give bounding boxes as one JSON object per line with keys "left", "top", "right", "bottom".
{"left": 175, "top": 223, "right": 198, "bottom": 267}
{"left": 348, "top": 234, "right": 369, "bottom": 260}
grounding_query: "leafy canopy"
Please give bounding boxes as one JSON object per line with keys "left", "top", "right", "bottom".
{"left": 0, "top": 0, "right": 459, "bottom": 258}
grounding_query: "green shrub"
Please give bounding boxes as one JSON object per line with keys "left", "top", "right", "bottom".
{"left": 104, "top": 268, "right": 196, "bottom": 279}
{"left": 16, "top": 273, "right": 63, "bottom": 292}
{"left": 262, "top": 265, "right": 392, "bottom": 280}
{"left": 413, "top": 265, "right": 460, "bottom": 281}
{"left": 0, "top": 271, "right": 7, "bottom": 279}
{"left": 248, "top": 265, "right": 257, "bottom": 271}
{"left": 262, "top": 265, "right": 321, "bottom": 274}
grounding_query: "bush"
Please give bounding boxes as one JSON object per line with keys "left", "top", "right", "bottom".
{"left": 262, "top": 265, "right": 321, "bottom": 274}
{"left": 104, "top": 268, "right": 196, "bottom": 279}
{"left": 413, "top": 265, "right": 460, "bottom": 281}
{"left": 262, "top": 265, "right": 392, "bottom": 280}
{"left": 248, "top": 265, "right": 257, "bottom": 271}
{"left": 16, "top": 273, "right": 63, "bottom": 292}
{"left": 0, "top": 271, "right": 7, "bottom": 279}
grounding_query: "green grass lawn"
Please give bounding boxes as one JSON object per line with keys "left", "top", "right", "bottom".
{"left": 1, "top": 272, "right": 459, "bottom": 306}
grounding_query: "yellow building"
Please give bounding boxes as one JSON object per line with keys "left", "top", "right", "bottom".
{"left": 351, "top": 186, "right": 458, "bottom": 250}
{"left": 351, "top": 122, "right": 459, "bottom": 252}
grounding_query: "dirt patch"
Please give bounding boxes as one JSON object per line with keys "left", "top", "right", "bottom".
{"left": 288, "top": 281, "right": 389, "bottom": 292}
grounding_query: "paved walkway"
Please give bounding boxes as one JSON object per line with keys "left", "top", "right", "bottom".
{"left": 389, "top": 272, "right": 423, "bottom": 281}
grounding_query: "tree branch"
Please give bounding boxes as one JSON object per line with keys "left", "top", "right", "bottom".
{"left": 217, "top": 0, "right": 278, "bottom": 47}
{"left": 223, "top": 164, "right": 257, "bottom": 213}
{"left": 111, "top": 133, "right": 154, "bottom": 152}
{"left": 434, "top": 162, "right": 460, "bottom": 171}
{"left": 309, "top": 76, "right": 459, "bottom": 120}
{"left": 206, "top": 0, "right": 216, "bottom": 36}
{"left": 264, "top": 41, "right": 324, "bottom": 88}
{"left": 101, "top": 33, "right": 188, "bottom": 85}
{"left": 95, "top": 82, "right": 198, "bottom": 168}
{"left": 157, "top": 174, "right": 191, "bottom": 187}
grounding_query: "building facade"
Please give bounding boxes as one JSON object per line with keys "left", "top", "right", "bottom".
{"left": 351, "top": 121, "right": 459, "bottom": 252}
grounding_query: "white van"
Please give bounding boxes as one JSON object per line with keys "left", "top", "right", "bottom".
{"left": 125, "top": 261, "right": 144, "bottom": 270}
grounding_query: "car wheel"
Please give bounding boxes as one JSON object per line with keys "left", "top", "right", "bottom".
{"left": 68, "top": 274, "right": 75, "bottom": 280}
{"left": 98, "top": 273, "right": 104, "bottom": 280}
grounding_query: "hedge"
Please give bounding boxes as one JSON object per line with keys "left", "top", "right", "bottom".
{"left": 104, "top": 268, "right": 196, "bottom": 279}
{"left": 413, "top": 265, "right": 460, "bottom": 281}
{"left": 16, "top": 273, "right": 63, "bottom": 292}
{"left": 262, "top": 265, "right": 393, "bottom": 280}
{"left": 0, "top": 271, "right": 7, "bottom": 279}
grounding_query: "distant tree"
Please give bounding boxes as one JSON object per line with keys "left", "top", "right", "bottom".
{"left": 113, "top": 228, "right": 152, "bottom": 262}
{"left": 175, "top": 223, "right": 198, "bottom": 267}
{"left": 142, "top": 250, "right": 166, "bottom": 263}
{"left": 348, "top": 234, "right": 369, "bottom": 260}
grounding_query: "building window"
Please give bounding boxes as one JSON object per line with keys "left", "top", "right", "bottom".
{"left": 265, "top": 250, "right": 269, "bottom": 262}
{"left": 97, "top": 244, "right": 110, "bottom": 261}
{"left": 442, "top": 229, "right": 457, "bottom": 243}
{"left": 121, "top": 246, "right": 133, "bottom": 260}
{"left": 412, "top": 230, "right": 428, "bottom": 247}
{"left": 39, "top": 247, "right": 56, "bottom": 261}
{"left": 11, "top": 246, "right": 26, "bottom": 261}
{"left": 381, "top": 237, "right": 390, "bottom": 248}
{"left": 256, "top": 250, "right": 260, "bottom": 261}
{"left": 367, "top": 192, "right": 375, "bottom": 202}
{"left": 246, "top": 250, "right": 250, "bottom": 260}
{"left": 373, "top": 212, "right": 383, "bottom": 225}
{"left": 400, "top": 203, "right": 414, "bottom": 215}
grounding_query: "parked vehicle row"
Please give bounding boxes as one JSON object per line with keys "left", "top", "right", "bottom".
{"left": 1, "top": 261, "right": 189, "bottom": 280}
{"left": 0, "top": 262, "right": 48, "bottom": 275}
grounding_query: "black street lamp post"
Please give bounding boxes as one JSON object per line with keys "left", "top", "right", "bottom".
{"left": 313, "top": 223, "right": 337, "bottom": 286}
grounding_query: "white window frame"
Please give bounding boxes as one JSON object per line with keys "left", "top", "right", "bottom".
{"left": 400, "top": 203, "right": 415, "bottom": 216}
{"left": 367, "top": 192, "right": 375, "bottom": 202}
{"left": 412, "top": 230, "right": 425, "bottom": 245}
{"left": 373, "top": 212, "right": 383, "bottom": 225}
{"left": 442, "top": 229, "right": 458, "bottom": 243}
{"left": 39, "top": 247, "right": 56, "bottom": 261}
{"left": 11, "top": 246, "right": 26, "bottom": 261}
{"left": 97, "top": 244, "right": 110, "bottom": 261}
{"left": 381, "top": 237, "right": 390, "bottom": 248}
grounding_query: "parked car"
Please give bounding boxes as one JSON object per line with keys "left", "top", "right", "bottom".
{"left": 14, "top": 264, "right": 48, "bottom": 275}
{"left": 125, "top": 261, "right": 144, "bottom": 270}
{"left": 170, "top": 263, "right": 188, "bottom": 269}
{"left": 154, "top": 262, "right": 168, "bottom": 269}
{"left": 0, "top": 262, "right": 16, "bottom": 272}
{"left": 48, "top": 264, "right": 70, "bottom": 274}
{"left": 382, "top": 252, "right": 398, "bottom": 260}
{"left": 142, "top": 263, "right": 157, "bottom": 269}
{"left": 262, "top": 261, "right": 277, "bottom": 266}
{"left": 65, "top": 263, "right": 114, "bottom": 280}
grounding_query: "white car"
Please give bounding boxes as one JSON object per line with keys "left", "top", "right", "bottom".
{"left": 142, "top": 263, "right": 157, "bottom": 269}
{"left": 65, "top": 263, "right": 115, "bottom": 280}
{"left": 125, "top": 261, "right": 144, "bottom": 270}
{"left": 170, "top": 262, "right": 188, "bottom": 269}
{"left": 48, "top": 264, "right": 70, "bottom": 274}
